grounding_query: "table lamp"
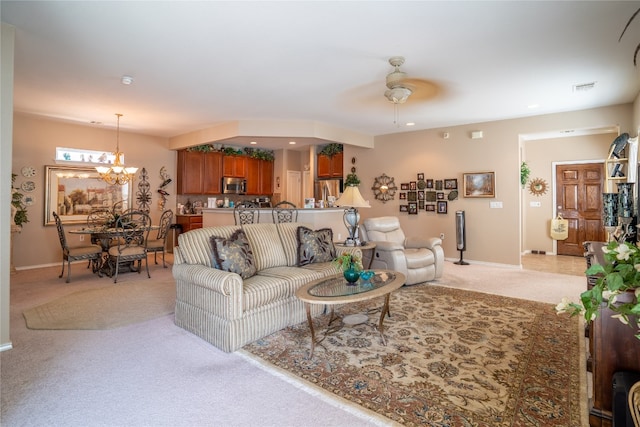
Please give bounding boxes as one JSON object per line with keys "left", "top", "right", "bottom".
{"left": 335, "top": 185, "right": 370, "bottom": 246}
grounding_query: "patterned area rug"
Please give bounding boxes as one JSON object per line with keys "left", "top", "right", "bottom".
{"left": 243, "top": 284, "right": 582, "bottom": 426}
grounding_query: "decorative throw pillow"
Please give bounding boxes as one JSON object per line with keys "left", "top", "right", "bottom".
{"left": 210, "top": 229, "right": 257, "bottom": 279}
{"left": 297, "top": 226, "right": 336, "bottom": 266}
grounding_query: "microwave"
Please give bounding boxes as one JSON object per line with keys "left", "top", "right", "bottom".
{"left": 222, "top": 177, "right": 246, "bottom": 194}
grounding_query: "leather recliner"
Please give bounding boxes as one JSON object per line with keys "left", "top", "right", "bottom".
{"left": 360, "top": 216, "right": 444, "bottom": 285}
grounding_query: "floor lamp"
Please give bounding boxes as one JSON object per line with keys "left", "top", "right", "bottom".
{"left": 335, "top": 185, "right": 370, "bottom": 246}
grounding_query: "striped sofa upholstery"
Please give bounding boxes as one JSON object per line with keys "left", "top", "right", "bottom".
{"left": 172, "top": 222, "right": 361, "bottom": 352}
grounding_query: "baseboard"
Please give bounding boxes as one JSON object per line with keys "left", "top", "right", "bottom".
{"left": 444, "top": 257, "right": 521, "bottom": 270}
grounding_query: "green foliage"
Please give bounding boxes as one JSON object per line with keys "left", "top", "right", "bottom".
{"left": 186, "top": 144, "right": 216, "bottom": 152}
{"left": 520, "top": 162, "right": 530, "bottom": 187}
{"left": 319, "top": 143, "right": 343, "bottom": 157}
{"left": 556, "top": 241, "right": 640, "bottom": 340}
{"left": 332, "top": 252, "right": 363, "bottom": 272}
{"left": 11, "top": 174, "right": 29, "bottom": 226}
{"left": 344, "top": 173, "right": 360, "bottom": 186}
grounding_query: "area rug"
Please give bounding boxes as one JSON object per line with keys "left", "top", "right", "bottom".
{"left": 242, "top": 284, "right": 582, "bottom": 426}
{"left": 23, "top": 280, "right": 176, "bottom": 330}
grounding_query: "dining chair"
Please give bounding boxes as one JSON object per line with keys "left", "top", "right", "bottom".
{"left": 146, "top": 209, "right": 173, "bottom": 267}
{"left": 107, "top": 210, "right": 152, "bottom": 283}
{"left": 53, "top": 211, "right": 103, "bottom": 283}
{"left": 630, "top": 380, "right": 640, "bottom": 427}
{"left": 234, "top": 201, "right": 260, "bottom": 225}
{"left": 272, "top": 200, "right": 297, "bottom": 223}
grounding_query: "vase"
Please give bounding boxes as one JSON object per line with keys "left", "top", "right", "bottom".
{"left": 343, "top": 267, "right": 360, "bottom": 284}
{"left": 617, "top": 183, "right": 634, "bottom": 218}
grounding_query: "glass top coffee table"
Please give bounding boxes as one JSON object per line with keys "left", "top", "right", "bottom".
{"left": 295, "top": 269, "right": 406, "bottom": 358}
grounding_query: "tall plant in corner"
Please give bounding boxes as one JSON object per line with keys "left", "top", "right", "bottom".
{"left": 11, "top": 174, "right": 29, "bottom": 227}
{"left": 619, "top": 7, "right": 640, "bottom": 66}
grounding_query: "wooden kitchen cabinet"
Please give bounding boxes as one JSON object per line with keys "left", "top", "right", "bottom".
{"left": 176, "top": 214, "right": 203, "bottom": 232}
{"left": 177, "top": 150, "right": 222, "bottom": 195}
{"left": 317, "top": 152, "right": 343, "bottom": 179}
{"left": 245, "top": 158, "right": 273, "bottom": 195}
{"left": 223, "top": 155, "right": 246, "bottom": 178}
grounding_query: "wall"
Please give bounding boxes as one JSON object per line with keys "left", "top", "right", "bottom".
{"left": 349, "top": 104, "right": 634, "bottom": 267}
{"left": 523, "top": 133, "right": 612, "bottom": 254}
{"left": 1, "top": 23, "right": 15, "bottom": 350}
{"left": 11, "top": 113, "right": 174, "bottom": 269}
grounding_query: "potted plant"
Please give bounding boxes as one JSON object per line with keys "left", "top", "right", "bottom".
{"left": 344, "top": 173, "right": 360, "bottom": 186}
{"left": 556, "top": 240, "right": 640, "bottom": 340}
{"left": 520, "top": 162, "right": 530, "bottom": 188}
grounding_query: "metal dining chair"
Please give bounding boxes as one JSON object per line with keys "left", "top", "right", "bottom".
{"left": 107, "top": 210, "right": 152, "bottom": 283}
{"left": 234, "top": 201, "right": 260, "bottom": 225}
{"left": 53, "top": 212, "right": 103, "bottom": 283}
{"left": 272, "top": 201, "right": 298, "bottom": 223}
{"left": 146, "top": 209, "right": 173, "bottom": 267}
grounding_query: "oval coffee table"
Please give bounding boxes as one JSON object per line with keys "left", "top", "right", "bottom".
{"left": 295, "top": 269, "right": 406, "bottom": 358}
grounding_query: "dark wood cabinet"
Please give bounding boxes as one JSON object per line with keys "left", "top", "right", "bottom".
{"left": 317, "top": 152, "right": 343, "bottom": 179}
{"left": 259, "top": 160, "right": 273, "bottom": 194}
{"left": 177, "top": 150, "right": 204, "bottom": 194}
{"left": 177, "top": 150, "right": 222, "bottom": 195}
{"left": 245, "top": 158, "right": 273, "bottom": 195}
{"left": 222, "top": 155, "right": 246, "bottom": 178}
{"left": 176, "top": 215, "right": 202, "bottom": 233}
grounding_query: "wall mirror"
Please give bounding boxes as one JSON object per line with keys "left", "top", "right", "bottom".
{"left": 528, "top": 177, "right": 548, "bottom": 196}
{"left": 372, "top": 173, "right": 398, "bottom": 203}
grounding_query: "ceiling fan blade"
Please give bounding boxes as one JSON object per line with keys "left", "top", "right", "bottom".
{"left": 400, "top": 78, "right": 442, "bottom": 102}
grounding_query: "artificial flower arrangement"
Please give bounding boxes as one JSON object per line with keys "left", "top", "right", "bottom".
{"left": 333, "top": 252, "right": 363, "bottom": 272}
{"left": 556, "top": 240, "right": 640, "bottom": 340}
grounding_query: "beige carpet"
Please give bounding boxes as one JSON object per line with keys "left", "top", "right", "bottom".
{"left": 22, "top": 279, "right": 176, "bottom": 329}
{"left": 243, "top": 281, "right": 583, "bottom": 426}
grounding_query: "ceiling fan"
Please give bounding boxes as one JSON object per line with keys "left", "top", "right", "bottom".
{"left": 383, "top": 56, "right": 439, "bottom": 125}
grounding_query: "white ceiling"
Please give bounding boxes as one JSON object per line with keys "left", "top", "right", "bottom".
{"left": 2, "top": 1, "right": 640, "bottom": 150}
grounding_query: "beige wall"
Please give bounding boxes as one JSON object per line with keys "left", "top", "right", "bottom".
{"left": 348, "top": 104, "right": 634, "bottom": 266}
{"left": 11, "top": 113, "right": 175, "bottom": 269}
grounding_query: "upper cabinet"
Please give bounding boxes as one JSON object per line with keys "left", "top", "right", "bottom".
{"left": 317, "top": 151, "right": 343, "bottom": 179}
{"left": 223, "top": 155, "right": 247, "bottom": 178}
{"left": 177, "top": 150, "right": 222, "bottom": 195}
{"left": 178, "top": 149, "right": 273, "bottom": 195}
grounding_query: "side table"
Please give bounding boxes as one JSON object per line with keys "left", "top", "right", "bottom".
{"left": 335, "top": 241, "right": 376, "bottom": 269}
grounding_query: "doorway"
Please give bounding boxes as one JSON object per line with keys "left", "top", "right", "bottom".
{"left": 286, "top": 170, "right": 302, "bottom": 207}
{"left": 555, "top": 163, "right": 605, "bottom": 256}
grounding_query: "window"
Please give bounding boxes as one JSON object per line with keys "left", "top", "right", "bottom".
{"left": 55, "top": 147, "right": 120, "bottom": 165}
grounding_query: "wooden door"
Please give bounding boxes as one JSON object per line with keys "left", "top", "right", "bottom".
{"left": 556, "top": 163, "right": 605, "bottom": 256}
{"left": 202, "top": 152, "right": 222, "bottom": 194}
{"left": 245, "top": 158, "right": 260, "bottom": 195}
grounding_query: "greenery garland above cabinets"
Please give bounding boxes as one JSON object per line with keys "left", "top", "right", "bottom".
{"left": 186, "top": 144, "right": 274, "bottom": 161}
{"left": 318, "top": 143, "right": 343, "bottom": 157}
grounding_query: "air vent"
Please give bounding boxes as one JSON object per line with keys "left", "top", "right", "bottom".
{"left": 573, "top": 82, "right": 596, "bottom": 92}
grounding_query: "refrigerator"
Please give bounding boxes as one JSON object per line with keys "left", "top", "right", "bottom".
{"left": 314, "top": 179, "right": 343, "bottom": 207}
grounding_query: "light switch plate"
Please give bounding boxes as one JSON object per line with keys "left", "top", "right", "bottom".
{"left": 490, "top": 201, "right": 503, "bottom": 208}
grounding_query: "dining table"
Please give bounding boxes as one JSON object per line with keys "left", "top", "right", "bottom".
{"left": 69, "top": 225, "right": 159, "bottom": 277}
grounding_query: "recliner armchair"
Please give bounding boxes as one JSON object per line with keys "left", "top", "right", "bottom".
{"left": 360, "top": 216, "right": 444, "bottom": 285}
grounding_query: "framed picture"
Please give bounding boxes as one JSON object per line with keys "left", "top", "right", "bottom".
{"left": 407, "top": 191, "right": 417, "bottom": 202}
{"left": 426, "top": 204, "right": 436, "bottom": 212}
{"left": 417, "top": 173, "right": 424, "bottom": 180}
{"left": 426, "top": 179, "right": 434, "bottom": 189}
{"left": 418, "top": 200, "right": 425, "bottom": 209}
{"left": 417, "top": 190, "right": 425, "bottom": 200}
{"left": 426, "top": 191, "right": 437, "bottom": 202}
{"left": 45, "top": 165, "right": 133, "bottom": 226}
{"left": 401, "top": 183, "right": 410, "bottom": 190}
{"left": 437, "top": 192, "right": 445, "bottom": 200}
{"left": 437, "top": 200, "right": 448, "bottom": 214}
{"left": 463, "top": 172, "right": 496, "bottom": 198}
{"left": 408, "top": 202, "right": 418, "bottom": 214}
{"left": 399, "top": 192, "right": 407, "bottom": 200}
{"left": 399, "top": 205, "right": 408, "bottom": 212}
{"left": 435, "top": 180, "right": 443, "bottom": 191}
{"left": 409, "top": 181, "right": 417, "bottom": 190}
{"left": 444, "top": 178, "right": 458, "bottom": 190}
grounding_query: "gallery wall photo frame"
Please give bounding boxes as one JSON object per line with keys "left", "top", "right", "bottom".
{"left": 462, "top": 171, "right": 496, "bottom": 198}
{"left": 437, "top": 200, "right": 448, "bottom": 214}
{"left": 45, "top": 165, "right": 133, "bottom": 226}
{"left": 426, "top": 204, "right": 436, "bottom": 212}
{"left": 444, "top": 178, "right": 458, "bottom": 190}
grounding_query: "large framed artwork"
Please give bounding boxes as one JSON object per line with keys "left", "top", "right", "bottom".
{"left": 45, "top": 165, "right": 133, "bottom": 226}
{"left": 463, "top": 172, "right": 495, "bottom": 198}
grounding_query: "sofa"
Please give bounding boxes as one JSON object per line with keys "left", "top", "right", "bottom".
{"left": 360, "top": 216, "right": 444, "bottom": 285}
{"left": 172, "top": 222, "right": 361, "bottom": 352}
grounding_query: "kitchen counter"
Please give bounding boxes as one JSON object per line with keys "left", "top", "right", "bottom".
{"left": 201, "top": 207, "right": 346, "bottom": 239}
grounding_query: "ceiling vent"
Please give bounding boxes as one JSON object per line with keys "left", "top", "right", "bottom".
{"left": 573, "top": 82, "right": 596, "bottom": 92}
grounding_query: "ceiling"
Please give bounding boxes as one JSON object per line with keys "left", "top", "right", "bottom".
{"left": 2, "top": 1, "right": 640, "bottom": 150}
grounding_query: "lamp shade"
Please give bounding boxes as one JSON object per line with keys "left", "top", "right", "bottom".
{"left": 335, "top": 185, "right": 370, "bottom": 208}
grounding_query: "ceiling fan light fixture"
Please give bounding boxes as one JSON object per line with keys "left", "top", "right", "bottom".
{"left": 385, "top": 86, "right": 412, "bottom": 104}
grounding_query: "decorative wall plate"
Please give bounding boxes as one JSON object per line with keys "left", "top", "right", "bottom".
{"left": 372, "top": 173, "right": 398, "bottom": 203}
{"left": 21, "top": 181, "right": 35, "bottom": 192}
{"left": 21, "top": 166, "right": 36, "bottom": 177}
{"left": 528, "top": 178, "right": 548, "bottom": 196}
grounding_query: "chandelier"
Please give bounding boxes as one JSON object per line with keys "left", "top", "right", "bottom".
{"left": 95, "top": 113, "right": 138, "bottom": 185}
